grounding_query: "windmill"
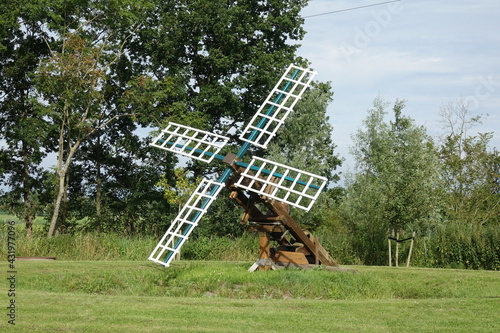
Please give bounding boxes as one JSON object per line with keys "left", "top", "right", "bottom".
{"left": 148, "top": 64, "right": 338, "bottom": 270}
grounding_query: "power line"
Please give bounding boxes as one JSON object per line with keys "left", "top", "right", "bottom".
{"left": 303, "top": 0, "right": 401, "bottom": 19}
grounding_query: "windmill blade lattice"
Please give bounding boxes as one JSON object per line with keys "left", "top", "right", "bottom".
{"left": 234, "top": 156, "right": 327, "bottom": 211}
{"left": 239, "top": 64, "right": 317, "bottom": 148}
{"left": 149, "top": 64, "right": 324, "bottom": 267}
{"left": 149, "top": 178, "right": 225, "bottom": 267}
{"left": 150, "top": 122, "right": 229, "bottom": 163}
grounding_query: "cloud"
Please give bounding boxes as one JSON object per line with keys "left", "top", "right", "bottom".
{"left": 297, "top": 0, "right": 500, "bottom": 178}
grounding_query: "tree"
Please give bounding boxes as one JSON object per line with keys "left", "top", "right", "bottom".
{"left": 433, "top": 98, "right": 500, "bottom": 269}
{"left": 343, "top": 97, "right": 442, "bottom": 264}
{"left": 265, "top": 81, "right": 341, "bottom": 181}
{"left": 157, "top": 167, "right": 201, "bottom": 213}
{"left": 0, "top": 0, "right": 147, "bottom": 236}
{"left": 0, "top": 1, "right": 53, "bottom": 235}
{"left": 438, "top": 98, "right": 500, "bottom": 226}
{"left": 36, "top": 32, "right": 127, "bottom": 237}
{"left": 129, "top": 0, "right": 313, "bottom": 237}
{"left": 130, "top": 0, "right": 308, "bottom": 136}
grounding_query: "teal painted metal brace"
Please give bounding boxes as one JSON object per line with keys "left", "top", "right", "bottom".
{"left": 156, "top": 139, "right": 322, "bottom": 191}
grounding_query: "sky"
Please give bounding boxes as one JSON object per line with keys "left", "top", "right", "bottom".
{"left": 296, "top": 0, "right": 500, "bottom": 178}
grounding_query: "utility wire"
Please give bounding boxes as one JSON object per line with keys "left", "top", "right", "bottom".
{"left": 303, "top": 0, "right": 401, "bottom": 19}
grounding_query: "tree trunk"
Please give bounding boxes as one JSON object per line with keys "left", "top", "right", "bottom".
{"left": 47, "top": 173, "right": 67, "bottom": 238}
{"left": 406, "top": 231, "right": 416, "bottom": 268}
{"left": 395, "top": 231, "right": 399, "bottom": 268}
{"left": 22, "top": 142, "right": 33, "bottom": 237}
{"left": 95, "top": 162, "right": 102, "bottom": 233}
{"left": 388, "top": 229, "right": 394, "bottom": 267}
{"left": 47, "top": 130, "right": 80, "bottom": 238}
{"left": 59, "top": 170, "right": 70, "bottom": 230}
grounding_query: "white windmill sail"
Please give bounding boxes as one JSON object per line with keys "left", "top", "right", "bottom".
{"left": 150, "top": 122, "right": 230, "bottom": 163}
{"left": 149, "top": 179, "right": 225, "bottom": 267}
{"left": 234, "top": 156, "right": 327, "bottom": 211}
{"left": 239, "top": 64, "right": 317, "bottom": 148}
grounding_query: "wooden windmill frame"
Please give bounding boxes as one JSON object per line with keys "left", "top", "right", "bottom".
{"left": 148, "top": 64, "right": 338, "bottom": 271}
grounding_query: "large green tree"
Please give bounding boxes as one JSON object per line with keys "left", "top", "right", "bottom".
{"left": 36, "top": 31, "right": 138, "bottom": 237}
{"left": 130, "top": 0, "right": 308, "bottom": 133}
{"left": 28, "top": 0, "right": 155, "bottom": 237}
{"left": 131, "top": 0, "right": 312, "bottom": 235}
{"left": 343, "top": 97, "right": 442, "bottom": 264}
{"left": 0, "top": 1, "right": 54, "bottom": 235}
{"left": 429, "top": 99, "right": 500, "bottom": 269}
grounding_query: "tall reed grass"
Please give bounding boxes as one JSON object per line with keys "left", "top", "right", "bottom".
{"left": 2, "top": 220, "right": 498, "bottom": 270}
{"left": 0, "top": 224, "right": 259, "bottom": 262}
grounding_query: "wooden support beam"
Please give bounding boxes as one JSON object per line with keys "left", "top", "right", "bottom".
{"left": 262, "top": 199, "right": 338, "bottom": 267}
{"left": 246, "top": 224, "right": 285, "bottom": 233}
{"left": 229, "top": 189, "right": 266, "bottom": 222}
{"left": 259, "top": 232, "right": 271, "bottom": 271}
{"left": 273, "top": 251, "right": 309, "bottom": 265}
{"left": 226, "top": 166, "right": 338, "bottom": 268}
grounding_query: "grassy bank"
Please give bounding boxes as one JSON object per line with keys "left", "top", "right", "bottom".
{"left": 1, "top": 261, "right": 499, "bottom": 332}
{"left": 10, "top": 260, "right": 500, "bottom": 299}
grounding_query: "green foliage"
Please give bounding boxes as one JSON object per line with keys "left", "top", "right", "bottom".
{"left": 1, "top": 0, "right": 312, "bottom": 238}
{"left": 130, "top": 0, "right": 308, "bottom": 131}
{"left": 342, "top": 97, "right": 443, "bottom": 265}
{"left": 423, "top": 224, "right": 500, "bottom": 270}
{"left": 2, "top": 0, "right": 498, "bottom": 272}
{"left": 194, "top": 196, "right": 246, "bottom": 238}
{"left": 181, "top": 232, "right": 258, "bottom": 261}
{"left": 439, "top": 111, "right": 500, "bottom": 226}
{"left": 0, "top": 0, "right": 55, "bottom": 230}
{"left": 2, "top": 218, "right": 499, "bottom": 270}
{"left": 157, "top": 167, "right": 201, "bottom": 211}
{"left": 264, "top": 81, "right": 342, "bottom": 230}
{"left": 0, "top": 225, "right": 157, "bottom": 260}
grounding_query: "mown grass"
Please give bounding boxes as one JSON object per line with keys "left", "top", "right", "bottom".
{"left": 5, "top": 292, "right": 499, "bottom": 333}
{"left": 1, "top": 260, "right": 499, "bottom": 332}
{"left": 11, "top": 260, "right": 499, "bottom": 299}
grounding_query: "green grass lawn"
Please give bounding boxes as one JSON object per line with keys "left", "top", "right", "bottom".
{"left": 1, "top": 261, "right": 499, "bottom": 332}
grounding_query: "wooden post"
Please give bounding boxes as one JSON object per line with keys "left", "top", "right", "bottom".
{"left": 406, "top": 231, "right": 416, "bottom": 268}
{"left": 395, "top": 231, "right": 399, "bottom": 268}
{"left": 314, "top": 236, "right": 319, "bottom": 266}
{"left": 388, "top": 230, "right": 393, "bottom": 267}
{"left": 259, "top": 232, "right": 271, "bottom": 271}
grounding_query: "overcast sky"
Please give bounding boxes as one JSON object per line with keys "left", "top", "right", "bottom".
{"left": 297, "top": 0, "right": 500, "bottom": 178}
